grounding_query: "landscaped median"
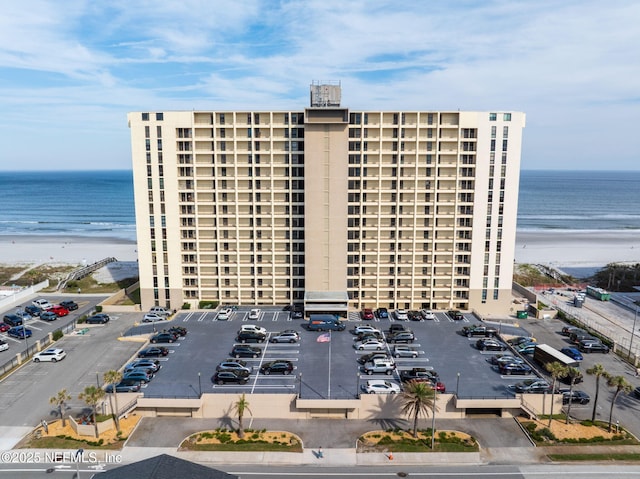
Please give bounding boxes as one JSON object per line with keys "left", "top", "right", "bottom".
{"left": 357, "top": 429, "right": 479, "bottom": 453}
{"left": 180, "top": 428, "right": 303, "bottom": 453}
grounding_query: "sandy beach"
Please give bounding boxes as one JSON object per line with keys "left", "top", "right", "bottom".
{"left": 0, "top": 235, "right": 138, "bottom": 266}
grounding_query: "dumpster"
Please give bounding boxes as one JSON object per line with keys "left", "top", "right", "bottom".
{"left": 516, "top": 310, "right": 528, "bottom": 319}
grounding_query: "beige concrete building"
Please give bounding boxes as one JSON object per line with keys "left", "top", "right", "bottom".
{"left": 128, "top": 83, "right": 525, "bottom": 315}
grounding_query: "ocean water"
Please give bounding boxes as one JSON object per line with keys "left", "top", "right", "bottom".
{"left": 517, "top": 170, "right": 640, "bottom": 232}
{"left": 0, "top": 170, "right": 136, "bottom": 241}
{"left": 0, "top": 169, "right": 637, "bottom": 241}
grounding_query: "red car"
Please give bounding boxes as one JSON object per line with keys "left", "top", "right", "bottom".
{"left": 360, "top": 308, "right": 374, "bottom": 320}
{"left": 49, "top": 305, "right": 70, "bottom": 317}
{"left": 0, "top": 323, "right": 10, "bottom": 333}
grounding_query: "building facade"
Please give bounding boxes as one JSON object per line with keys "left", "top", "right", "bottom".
{"left": 128, "top": 85, "right": 525, "bottom": 315}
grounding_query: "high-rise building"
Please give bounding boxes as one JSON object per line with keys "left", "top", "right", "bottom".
{"left": 128, "top": 83, "right": 525, "bottom": 315}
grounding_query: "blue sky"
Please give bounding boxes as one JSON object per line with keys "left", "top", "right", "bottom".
{"left": 1, "top": 0, "right": 638, "bottom": 171}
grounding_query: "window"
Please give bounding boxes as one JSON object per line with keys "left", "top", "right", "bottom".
{"left": 142, "top": 112, "right": 149, "bottom": 121}
{"left": 503, "top": 113, "right": 511, "bottom": 121}
{"left": 156, "top": 112, "right": 163, "bottom": 121}
{"left": 489, "top": 113, "right": 497, "bottom": 121}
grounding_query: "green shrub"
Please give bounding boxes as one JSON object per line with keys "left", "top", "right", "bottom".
{"left": 95, "top": 305, "right": 103, "bottom": 313}
{"left": 52, "top": 330, "right": 63, "bottom": 341}
{"left": 199, "top": 300, "right": 219, "bottom": 309}
{"left": 182, "top": 302, "right": 191, "bottom": 310}
{"left": 251, "top": 432, "right": 260, "bottom": 440}
{"left": 216, "top": 432, "right": 232, "bottom": 443}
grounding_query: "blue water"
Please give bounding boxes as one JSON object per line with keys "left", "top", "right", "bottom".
{"left": 517, "top": 170, "right": 640, "bottom": 232}
{"left": 0, "top": 169, "right": 638, "bottom": 240}
{"left": 0, "top": 170, "right": 136, "bottom": 241}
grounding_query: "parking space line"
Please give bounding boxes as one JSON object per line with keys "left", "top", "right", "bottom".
{"left": 182, "top": 312, "right": 196, "bottom": 322}
{"left": 196, "top": 312, "right": 207, "bottom": 321}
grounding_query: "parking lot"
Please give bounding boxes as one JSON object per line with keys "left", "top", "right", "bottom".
{"left": 126, "top": 307, "right": 537, "bottom": 400}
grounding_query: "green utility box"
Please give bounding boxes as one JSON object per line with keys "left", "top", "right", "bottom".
{"left": 516, "top": 310, "right": 528, "bottom": 319}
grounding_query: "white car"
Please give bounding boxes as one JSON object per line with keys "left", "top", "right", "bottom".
{"left": 393, "top": 345, "right": 419, "bottom": 358}
{"left": 394, "top": 309, "right": 408, "bottom": 321}
{"left": 33, "top": 348, "right": 66, "bottom": 363}
{"left": 420, "top": 310, "right": 435, "bottom": 320}
{"left": 0, "top": 340, "right": 8, "bottom": 352}
{"left": 142, "top": 313, "right": 166, "bottom": 323}
{"left": 32, "top": 299, "right": 53, "bottom": 310}
{"left": 248, "top": 309, "right": 261, "bottom": 320}
{"left": 217, "top": 311, "right": 230, "bottom": 321}
{"left": 239, "top": 324, "right": 267, "bottom": 335}
{"left": 362, "top": 379, "right": 401, "bottom": 394}
{"left": 353, "top": 338, "right": 386, "bottom": 351}
{"left": 354, "top": 325, "right": 381, "bottom": 335}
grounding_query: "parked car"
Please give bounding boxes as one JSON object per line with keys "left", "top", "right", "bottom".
{"left": 498, "top": 362, "right": 533, "bottom": 375}
{"left": 507, "top": 336, "right": 537, "bottom": 346}
{"left": 129, "top": 359, "right": 161, "bottom": 372}
{"left": 59, "top": 300, "right": 79, "bottom": 311}
{"left": 137, "top": 346, "right": 169, "bottom": 358}
{"left": 105, "top": 380, "right": 142, "bottom": 393}
{"left": 354, "top": 331, "right": 384, "bottom": 342}
{"left": 361, "top": 379, "right": 401, "bottom": 394}
{"left": 142, "top": 313, "right": 166, "bottom": 323}
{"left": 0, "top": 323, "right": 10, "bottom": 333}
{"left": 561, "top": 326, "right": 584, "bottom": 336}
{"left": 476, "top": 338, "right": 507, "bottom": 351}
{"left": 354, "top": 325, "right": 381, "bottom": 336}
{"left": 353, "top": 338, "right": 386, "bottom": 351}
{"left": 387, "top": 331, "right": 415, "bottom": 344}
{"left": 216, "top": 359, "right": 251, "bottom": 375}
{"left": 8, "top": 326, "right": 32, "bottom": 339}
{"left": 447, "top": 310, "right": 464, "bottom": 320}
{"left": 236, "top": 331, "right": 267, "bottom": 343}
{"left": 150, "top": 332, "right": 177, "bottom": 344}
{"left": 213, "top": 371, "right": 250, "bottom": 385}
{"left": 375, "top": 308, "right": 389, "bottom": 319}
{"left": 33, "top": 348, "right": 66, "bottom": 363}
{"left": 360, "top": 309, "right": 374, "bottom": 320}
{"left": 239, "top": 324, "right": 267, "bottom": 335}
{"left": 393, "top": 345, "right": 419, "bottom": 358}
{"left": 231, "top": 345, "right": 262, "bottom": 358}
{"left": 167, "top": 326, "right": 187, "bottom": 337}
{"left": 516, "top": 343, "right": 537, "bottom": 355}
{"left": 394, "top": 309, "right": 409, "bottom": 321}
{"left": 578, "top": 341, "right": 610, "bottom": 353}
{"left": 123, "top": 364, "right": 157, "bottom": 375}
{"left": 260, "top": 360, "right": 294, "bottom": 375}
{"left": 0, "top": 339, "right": 8, "bottom": 352}
{"left": 357, "top": 351, "right": 390, "bottom": 365}
{"left": 39, "top": 311, "right": 58, "bottom": 321}
{"left": 3, "top": 314, "right": 23, "bottom": 326}
{"left": 24, "top": 305, "right": 42, "bottom": 317}
{"left": 149, "top": 306, "right": 171, "bottom": 317}
{"left": 248, "top": 308, "right": 262, "bottom": 320}
{"left": 269, "top": 330, "right": 300, "bottom": 343}
{"left": 420, "top": 310, "right": 435, "bottom": 320}
{"left": 216, "top": 310, "right": 230, "bottom": 321}
{"left": 513, "top": 379, "right": 552, "bottom": 394}
{"left": 487, "top": 354, "right": 525, "bottom": 366}
{"left": 32, "top": 299, "right": 52, "bottom": 310}
{"left": 363, "top": 358, "right": 396, "bottom": 375}
{"left": 562, "top": 390, "right": 590, "bottom": 405}
{"left": 633, "top": 386, "right": 640, "bottom": 400}
{"left": 49, "top": 305, "right": 69, "bottom": 317}
{"left": 289, "top": 305, "right": 304, "bottom": 319}
{"left": 560, "top": 347, "right": 584, "bottom": 361}
{"left": 14, "top": 310, "right": 32, "bottom": 321}
{"left": 400, "top": 367, "right": 439, "bottom": 383}
{"left": 462, "top": 325, "right": 498, "bottom": 337}
{"left": 85, "top": 313, "right": 110, "bottom": 324}
{"left": 123, "top": 370, "right": 153, "bottom": 384}
{"left": 388, "top": 324, "right": 411, "bottom": 335}
{"left": 570, "top": 331, "right": 596, "bottom": 344}
{"left": 408, "top": 310, "right": 423, "bottom": 321}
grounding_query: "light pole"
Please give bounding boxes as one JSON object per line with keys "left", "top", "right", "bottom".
{"left": 198, "top": 372, "right": 202, "bottom": 397}
{"left": 456, "top": 372, "right": 461, "bottom": 397}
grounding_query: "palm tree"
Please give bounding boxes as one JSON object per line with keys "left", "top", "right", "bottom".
{"left": 606, "top": 375, "right": 632, "bottom": 432}
{"left": 232, "top": 393, "right": 252, "bottom": 439}
{"left": 103, "top": 370, "right": 123, "bottom": 432}
{"left": 545, "top": 361, "right": 568, "bottom": 428}
{"left": 401, "top": 380, "right": 434, "bottom": 438}
{"left": 564, "top": 367, "right": 582, "bottom": 424}
{"left": 586, "top": 364, "right": 607, "bottom": 422}
{"left": 78, "top": 385, "right": 106, "bottom": 438}
{"left": 49, "top": 389, "right": 72, "bottom": 427}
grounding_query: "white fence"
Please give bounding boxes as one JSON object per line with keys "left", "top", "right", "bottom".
{"left": 0, "top": 280, "right": 49, "bottom": 311}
